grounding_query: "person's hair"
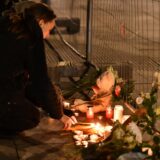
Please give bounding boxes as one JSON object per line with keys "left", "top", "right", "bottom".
{"left": 23, "top": 3, "right": 56, "bottom": 23}
{"left": 8, "top": 3, "right": 56, "bottom": 39}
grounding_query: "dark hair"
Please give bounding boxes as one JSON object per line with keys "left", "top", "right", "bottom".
{"left": 8, "top": 3, "right": 56, "bottom": 39}
{"left": 23, "top": 3, "right": 56, "bottom": 23}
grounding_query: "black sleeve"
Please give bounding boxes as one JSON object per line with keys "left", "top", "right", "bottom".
{"left": 63, "top": 109, "right": 74, "bottom": 117}
{"left": 25, "top": 39, "right": 63, "bottom": 119}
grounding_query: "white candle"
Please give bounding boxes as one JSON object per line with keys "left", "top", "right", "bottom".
{"left": 113, "top": 105, "right": 124, "bottom": 123}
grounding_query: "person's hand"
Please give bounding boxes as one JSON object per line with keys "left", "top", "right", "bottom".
{"left": 60, "top": 114, "right": 77, "bottom": 129}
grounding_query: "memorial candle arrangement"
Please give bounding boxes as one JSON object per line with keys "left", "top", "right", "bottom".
{"left": 73, "top": 123, "right": 112, "bottom": 147}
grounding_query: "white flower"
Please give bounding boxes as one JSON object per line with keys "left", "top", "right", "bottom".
{"left": 145, "top": 93, "right": 150, "bottom": 99}
{"left": 140, "top": 92, "right": 145, "bottom": 98}
{"left": 96, "top": 71, "right": 115, "bottom": 93}
{"left": 154, "top": 106, "right": 160, "bottom": 115}
{"left": 142, "top": 147, "right": 153, "bottom": 156}
{"left": 136, "top": 96, "right": 143, "bottom": 105}
{"left": 127, "top": 122, "right": 142, "bottom": 143}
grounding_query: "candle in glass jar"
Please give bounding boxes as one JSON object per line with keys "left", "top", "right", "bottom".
{"left": 113, "top": 105, "right": 124, "bottom": 123}
{"left": 86, "top": 107, "right": 94, "bottom": 119}
{"left": 106, "top": 106, "right": 113, "bottom": 119}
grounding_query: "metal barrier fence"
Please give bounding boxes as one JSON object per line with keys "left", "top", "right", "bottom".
{"left": 50, "top": 0, "right": 160, "bottom": 96}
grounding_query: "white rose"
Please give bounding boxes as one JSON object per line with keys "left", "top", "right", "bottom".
{"left": 96, "top": 71, "right": 115, "bottom": 93}
{"left": 145, "top": 93, "right": 150, "bottom": 99}
{"left": 136, "top": 97, "right": 143, "bottom": 105}
{"left": 140, "top": 92, "right": 145, "bottom": 98}
{"left": 142, "top": 147, "right": 153, "bottom": 156}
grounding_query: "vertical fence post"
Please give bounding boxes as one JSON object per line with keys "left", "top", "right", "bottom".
{"left": 86, "top": 0, "right": 93, "bottom": 62}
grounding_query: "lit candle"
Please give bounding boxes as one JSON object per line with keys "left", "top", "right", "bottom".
{"left": 90, "top": 134, "right": 99, "bottom": 142}
{"left": 74, "top": 130, "right": 83, "bottom": 135}
{"left": 75, "top": 141, "right": 82, "bottom": 146}
{"left": 63, "top": 101, "right": 70, "bottom": 109}
{"left": 86, "top": 107, "right": 94, "bottom": 119}
{"left": 74, "top": 112, "right": 79, "bottom": 117}
{"left": 92, "top": 123, "right": 105, "bottom": 137}
{"left": 113, "top": 105, "right": 124, "bottom": 123}
{"left": 82, "top": 141, "right": 88, "bottom": 148}
{"left": 106, "top": 106, "right": 113, "bottom": 119}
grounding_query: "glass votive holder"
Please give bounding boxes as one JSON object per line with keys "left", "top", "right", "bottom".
{"left": 113, "top": 105, "right": 124, "bottom": 123}
{"left": 106, "top": 106, "right": 113, "bottom": 119}
{"left": 86, "top": 107, "right": 94, "bottom": 119}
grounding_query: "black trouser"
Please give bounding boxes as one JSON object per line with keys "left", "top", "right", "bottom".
{"left": 0, "top": 92, "right": 40, "bottom": 134}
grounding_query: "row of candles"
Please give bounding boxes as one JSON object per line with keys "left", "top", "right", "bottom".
{"left": 64, "top": 101, "right": 124, "bottom": 123}
{"left": 73, "top": 105, "right": 123, "bottom": 148}
{"left": 64, "top": 102, "right": 124, "bottom": 147}
{"left": 86, "top": 105, "right": 124, "bottom": 123}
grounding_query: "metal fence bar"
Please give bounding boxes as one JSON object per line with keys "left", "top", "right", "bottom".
{"left": 50, "top": 0, "right": 160, "bottom": 96}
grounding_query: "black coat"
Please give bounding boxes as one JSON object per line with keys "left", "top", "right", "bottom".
{"left": 0, "top": 16, "right": 63, "bottom": 119}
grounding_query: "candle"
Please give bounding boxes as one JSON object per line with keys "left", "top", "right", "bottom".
{"left": 74, "top": 130, "right": 83, "bottom": 135}
{"left": 113, "top": 105, "right": 124, "bottom": 123}
{"left": 82, "top": 141, "right": 88, "bottom": 148}
{"left": 75, "top": 141, "right": 82, "bottom": 146}
{"left": 74, "top": 112, "right": 79, "bottom": 117}
{"left": 106, "top": 106, "right": 113, "bottom": 119}
{"left": 90, "top": 134, "right": 99, "bottom": 142}
{"left": 63, "top": 101, "right": 70, "bottom": 109}
{"left": 97, "top": 115, "right": 103, "bottom": 120}
{"left": 92, "top": 123, "right": 105, "bottom": 137}
{"left": 86, "top": 107, "right": 94, "bottom": 119}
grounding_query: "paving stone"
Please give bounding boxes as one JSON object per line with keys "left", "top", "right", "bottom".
{"left": 0, "top": 138, "right": 19, "bottom": 160}
{"left": 0, "top": 117, "right": 82, "bottom": 160}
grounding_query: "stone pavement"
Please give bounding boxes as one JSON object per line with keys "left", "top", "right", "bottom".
{"left": 0, "top": 117, "right": 82, "bottom": 160}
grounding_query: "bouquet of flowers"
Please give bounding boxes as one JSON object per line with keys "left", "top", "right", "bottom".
{"left": 81, "top": 70, "right": 160, "bottom": 160}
